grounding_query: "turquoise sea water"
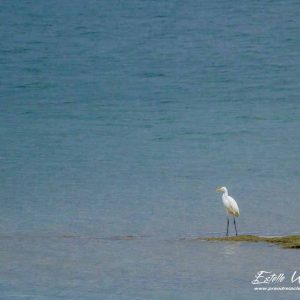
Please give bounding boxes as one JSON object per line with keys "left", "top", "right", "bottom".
{"left": 1, "top": 1, "right": 300, "bottom": 299}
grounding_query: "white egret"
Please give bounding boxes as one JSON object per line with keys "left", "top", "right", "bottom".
{"left": 216, "top": 186, "right": 240, "bottom": 236}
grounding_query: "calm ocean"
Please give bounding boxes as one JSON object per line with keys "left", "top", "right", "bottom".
{"left": 0, "top": 0, "right": 300, "bottom": 299}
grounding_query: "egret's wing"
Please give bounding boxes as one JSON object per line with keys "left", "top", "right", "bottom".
{"left": 227, "top": 196, "right": 240, "bottom": 217}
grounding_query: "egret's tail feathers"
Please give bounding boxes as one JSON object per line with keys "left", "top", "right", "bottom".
{"left": 233, "top": 211, "right": 240, "bottom": 217}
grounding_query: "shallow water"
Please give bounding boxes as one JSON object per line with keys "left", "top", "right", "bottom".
{"left": 1, "top": 0, "right": 300, "bottom": 298}
{"left": 0, "top": 235, "right": 300, "bottom": 299}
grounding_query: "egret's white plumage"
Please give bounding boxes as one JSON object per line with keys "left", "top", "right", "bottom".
{"left": 216, "top": 186, "right": 240, "bottom": 236}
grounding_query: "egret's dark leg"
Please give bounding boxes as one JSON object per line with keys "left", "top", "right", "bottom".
{"left": 226, "top": 217, "right": 229, "bottom": 237}
{"left": 234, "top": 217, "right": 238, "bottom": 236}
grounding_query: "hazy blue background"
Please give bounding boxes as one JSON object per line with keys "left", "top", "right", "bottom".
{"left": 0, "top": 0, "right": 299, "bottom": 299}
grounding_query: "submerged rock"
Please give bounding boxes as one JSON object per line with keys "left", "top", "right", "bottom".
{"left": 200, "top": 235, "right": 300, "bottom": 249}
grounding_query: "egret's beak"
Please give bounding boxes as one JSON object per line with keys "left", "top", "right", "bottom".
{"left": 216, "top": 187, "right": 222, "bottom": 192}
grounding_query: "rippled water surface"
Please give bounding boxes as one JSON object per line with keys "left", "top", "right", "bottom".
{"left": 0, "top": 0, "right": 300, "bottom": 299}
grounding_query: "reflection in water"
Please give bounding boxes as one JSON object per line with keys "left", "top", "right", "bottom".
{"left": 222, "top": 242, "right": 241, "bottom": 257}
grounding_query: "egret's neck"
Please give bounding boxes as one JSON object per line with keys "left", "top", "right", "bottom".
{"left": 223, "top": 189, "right": 228, "bottom": 196}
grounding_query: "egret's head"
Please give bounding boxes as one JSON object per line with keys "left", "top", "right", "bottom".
{"left": 216, "top": 186, "right": 227, "bottom": 193}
